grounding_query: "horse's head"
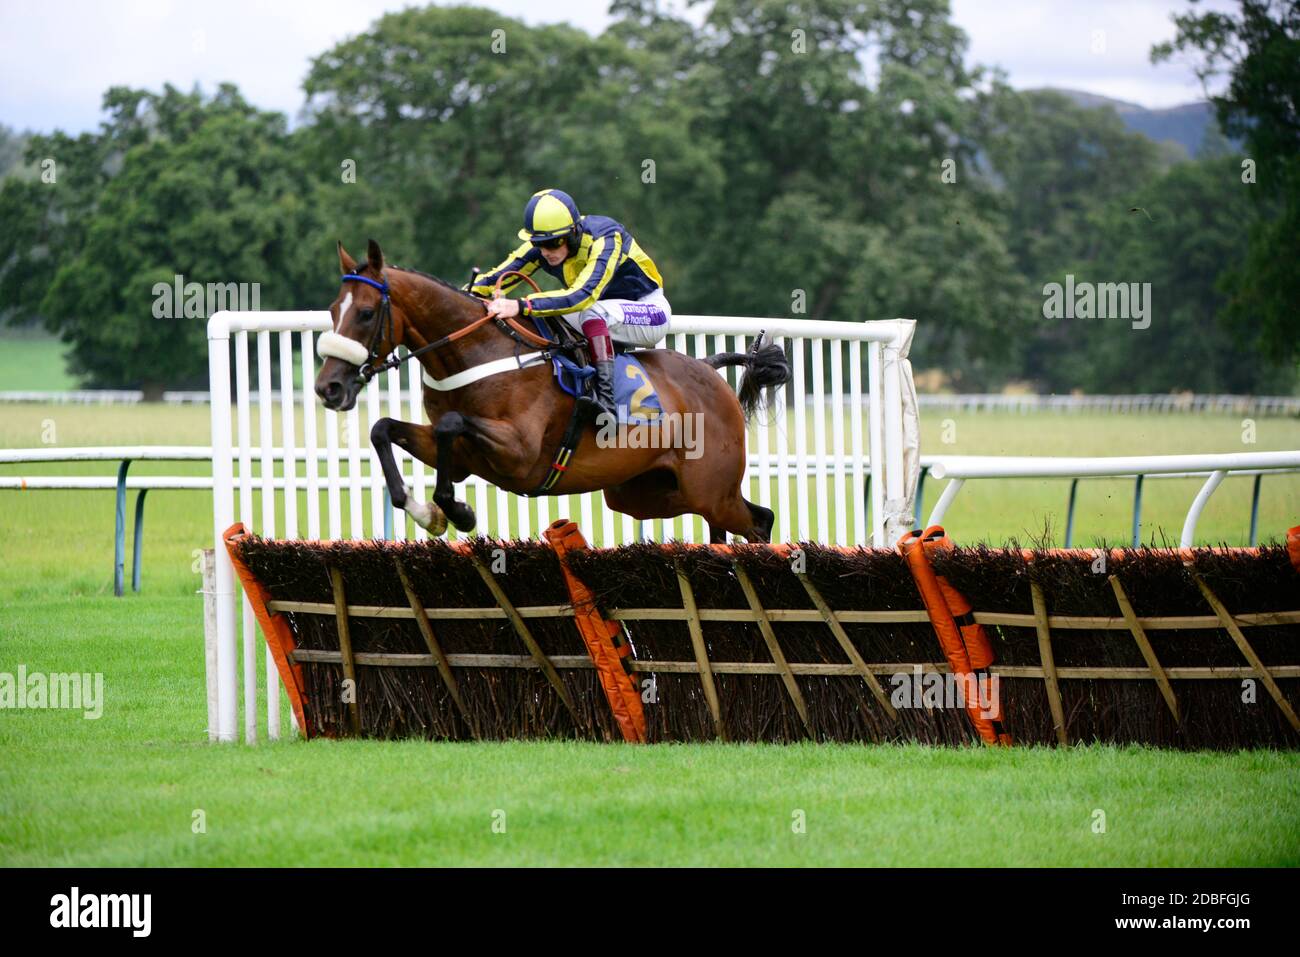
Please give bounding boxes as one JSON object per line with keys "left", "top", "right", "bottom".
{"left": 315, "top": 239, "right": 404, "bottom": 411}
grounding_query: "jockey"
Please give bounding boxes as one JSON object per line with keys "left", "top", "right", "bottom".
{"left": 471, "top": 188, "right": 671, "bottom": 422}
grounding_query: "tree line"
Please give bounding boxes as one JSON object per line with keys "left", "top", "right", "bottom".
{"left": 0, "top": 0, "right": 1295, "bottom": 396}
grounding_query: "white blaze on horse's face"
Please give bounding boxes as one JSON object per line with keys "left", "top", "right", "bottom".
{"left": 316, "top": 289, "right": 370, "bottom": 375}
{"left": 334, "top": 292, "right": 352, "bottom": 332}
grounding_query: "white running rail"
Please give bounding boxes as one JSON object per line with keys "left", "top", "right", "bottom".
{"left": 926, "top": 451, "right": 1300, "bottom": 548}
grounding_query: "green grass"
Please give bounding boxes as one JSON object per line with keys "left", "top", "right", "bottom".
{"left": 2, "top": 590, "right": 1297, "bottom": 866}
{"left": 0, "top": 334, "right": 77, "bottom": 391}
{"left": 2, "top": 401, "right": 1299, "bottom": 866}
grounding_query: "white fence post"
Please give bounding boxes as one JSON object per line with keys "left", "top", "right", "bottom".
{"left": 201, "top": 548, "right": 218, "bottom": 743}
{"left": 926, "top": 453, "right": 1300, "bottom": 539}
{"left": 1181, "top": 470, "right": 1227, "bottom": 548}
{"left": 206, "top": 312, "right": 238, "bottom": 743}
{"left": 882, "top": 331, "right": 904, "bottom": 539}
{"left": 867, "top": 342, "right": 886, "bottom": 546}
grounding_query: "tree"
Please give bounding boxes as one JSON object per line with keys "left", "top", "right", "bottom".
{"left": 38, "top": 85, "right": 323, "bottom": 394}
{"left": 612, "top": 0, "right": 1031, "bottom": 384}
{"left": 1070, "top": 155, "right": 1288, "bottom": 392}
{"left": 1153, "top": 0, "right": 1300, "bottom": 369}
{"left": 0, "top": 124, "right": 32, "bottom": 179}
{"left": 0, "top": 105, "right": 131, "bottom": 329}
{"left": 10, "top": 0, "right": 1286, "bottom": 396}
{"left": 967, "top": 87, "right": 1171, "bottom": 388}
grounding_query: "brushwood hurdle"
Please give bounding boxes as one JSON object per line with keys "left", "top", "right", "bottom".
{"left": 206, "top": 311, "right": 917, "bottom": 743}
{"left": 222, "top": 527, "right": 1300, "bottom": 749}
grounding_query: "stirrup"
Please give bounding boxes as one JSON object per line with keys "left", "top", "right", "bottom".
{"left": 576, "top": 393, "right": 615, "bottom": 423}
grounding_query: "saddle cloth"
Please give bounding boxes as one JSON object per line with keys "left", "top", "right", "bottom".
{"left": 549, "top": 352, "right": 663, "bottom": 424}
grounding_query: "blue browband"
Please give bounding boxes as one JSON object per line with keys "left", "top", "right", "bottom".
{"left": 343, "top": 273, "right": 389, "bottom": 297}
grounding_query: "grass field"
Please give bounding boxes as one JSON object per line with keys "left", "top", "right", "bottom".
{"left": 0, "top": 334, "right": 77, "bottom": 392}
{"left": 3, "top": 359, "right": 1300, "bottom": 865}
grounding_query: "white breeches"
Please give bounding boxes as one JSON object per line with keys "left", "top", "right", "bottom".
{"left": 562, "top": 287, "right": 672, "bottom": 347}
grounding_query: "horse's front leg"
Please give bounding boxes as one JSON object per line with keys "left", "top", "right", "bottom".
{"left": 370, "top": 417, "right": 448, "bottom": 535}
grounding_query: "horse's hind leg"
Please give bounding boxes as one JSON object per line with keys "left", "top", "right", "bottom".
{"left": 432, "top": 412, "right": 477, "bottom": 532}
{"left": 746, "top": 500, "right": 774, "bottom": 542}
{"left": 704, "top": 494, "right": 772, "bottom": 543}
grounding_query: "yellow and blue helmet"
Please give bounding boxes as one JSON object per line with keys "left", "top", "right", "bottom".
{"left": 518, "top": 188, "right": 581, "bottom": 243}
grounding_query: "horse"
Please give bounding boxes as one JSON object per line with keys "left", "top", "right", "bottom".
{"left": 314, "top": 240, "right": 790, "bottom": 542}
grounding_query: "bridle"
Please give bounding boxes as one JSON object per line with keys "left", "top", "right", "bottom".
{"left": 337, "top": 272, "right": 394, "bottom": 381}
{"left": 336, "top": 268, "right": 558, "bottom": 384}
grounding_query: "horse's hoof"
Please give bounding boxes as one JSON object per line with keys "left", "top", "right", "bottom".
{"left": 448, "top": 504, "right": 477, "bottom": 533}
{"left": 405, "top": 488, "right": 448, "bottom": 536}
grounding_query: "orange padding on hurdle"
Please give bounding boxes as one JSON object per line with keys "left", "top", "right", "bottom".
{"left": 222, "top": 522, "right": 315, "bottom": 739}
{"left": 1288, "top": 526, "right": 1300, "bottom": 575}
{"left": 545, "top": 520, "right": 647, "bottom": 744}
{"left": 899, "top": 526, "right": 1012, "bottom": 747}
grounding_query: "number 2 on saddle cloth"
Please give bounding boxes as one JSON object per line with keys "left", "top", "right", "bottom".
{"left": 549, "top": 353, "right": 664, "bottom": 423}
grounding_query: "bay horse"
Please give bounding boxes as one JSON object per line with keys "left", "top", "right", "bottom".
{"left": 314, "top": 240, "right": 789, "bottom": 542}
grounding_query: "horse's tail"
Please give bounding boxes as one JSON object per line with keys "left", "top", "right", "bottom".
{"left": 704, "top": 333, "right": 791, "bottom": 420}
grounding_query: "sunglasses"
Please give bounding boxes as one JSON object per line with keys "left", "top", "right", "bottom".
{"left": 534, "top": 236, "right": 567, "bottom": 250}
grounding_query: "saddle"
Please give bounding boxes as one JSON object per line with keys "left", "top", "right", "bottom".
{"left": 527, "top": 313, "right": 641, "bottom": 401}
{"left": 468, "top": 267, "right": 636, "bottom": 401}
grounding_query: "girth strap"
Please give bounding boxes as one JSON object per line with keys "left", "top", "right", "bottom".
{"left": 532, "top": 399, "right": 588, "bottom": 495}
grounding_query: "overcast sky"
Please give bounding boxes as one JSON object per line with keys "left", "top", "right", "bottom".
{"left": 2, "top": 0, "right": 1237, "bottom": 135}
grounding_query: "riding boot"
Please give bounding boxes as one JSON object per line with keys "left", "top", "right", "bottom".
{"left": 576, "top": 318, "right": 619, "bottom": 425}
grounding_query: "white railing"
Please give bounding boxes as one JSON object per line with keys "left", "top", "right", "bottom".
{"left": 0, "top": 389, "right": 212, "bottom": 404}
{"left": 206, "top": 310, "right": 915, "bottom": 743}
{"left": 9, "top": 387, "right": 1299, "bottom": 417}
{"left": 926, "top": 451, "right": 1300, "bottom": 548}
{"left": 915, "top": 394, "right": 1300, "bottom": 416}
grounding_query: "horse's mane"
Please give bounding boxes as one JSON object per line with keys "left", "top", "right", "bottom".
{"left": 351, "top": 261, "right": 485, "bottom": 308}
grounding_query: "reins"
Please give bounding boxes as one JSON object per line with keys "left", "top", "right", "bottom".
{"left": 342, "top": 268, "right": 558, "bottom": 384}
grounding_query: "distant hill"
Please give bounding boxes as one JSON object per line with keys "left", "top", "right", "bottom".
{"left": 1031, "top": 88, "right": 1232, "bottom": 159}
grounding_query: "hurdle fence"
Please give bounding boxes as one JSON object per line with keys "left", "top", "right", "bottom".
{"left": 223, "top": 527, "right": 1300, "bottom": 749}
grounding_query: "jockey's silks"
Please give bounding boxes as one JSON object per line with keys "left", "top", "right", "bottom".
{"left": 471, "top": 215, "right": 663, "bottom": 316}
